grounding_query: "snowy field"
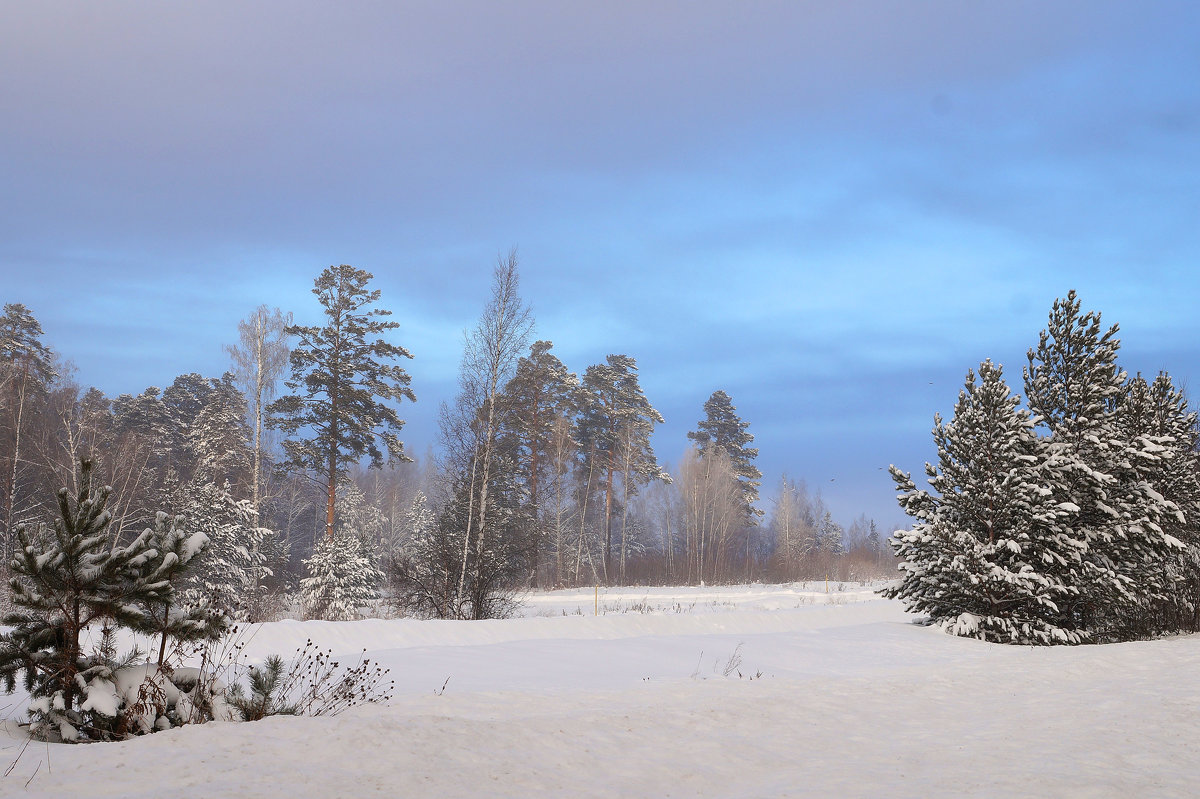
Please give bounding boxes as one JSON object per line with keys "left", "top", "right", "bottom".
{"left": 3, "top": 582, "right": 1198, "bottom": 798}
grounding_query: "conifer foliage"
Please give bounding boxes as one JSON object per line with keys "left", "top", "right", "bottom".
{"left": 300, "top": 526, "right": 384, "bottom": 621}
{"left": 888, "top": 293, "right": 1200, "bottom": 644}
{"left": 0, "top": 460, "right": 222, "bottom": 740}
{"left": 885, "top": 361, "right": 1080, "bottom": 644}
{"left": 268, "top": 265, "right": 415, "bottom": 541}
{"left": 688, "top": 390, "right": 762, "bottom": 520}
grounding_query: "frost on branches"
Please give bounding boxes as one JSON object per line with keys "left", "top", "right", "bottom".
{"left": 888, "top": 293, "right": 1200, "bottom": 644}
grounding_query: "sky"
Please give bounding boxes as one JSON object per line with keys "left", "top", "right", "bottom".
{"left": 2, "top": 2, "right": 1198, "bottom": 530}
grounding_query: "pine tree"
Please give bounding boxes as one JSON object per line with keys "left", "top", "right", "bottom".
{"left": 500, "top": 340, "right": 579, "bottom": 510}
{"left": 498, "top": 339, "right": 578, "bottom": 581}
{"left": 1116, "top": 372, "right": 1200, "bottom": 631}
{"left": 141, "top": 510, "right": 228, "bottom": 669}
{"left": 335, "top": 479, "right": 389, "bottom": 563}
{"left": 687, "top": 390, "right": 762, "bottom": 521}
{"left": 576, "top": 355, "right": 668, "bottom": 584}
{"left": 268, "top": 265, "right": 415, "bottom": 540}
{"left": 0, "top": 460, "right": 219, "bottom": 740}
{"left": 1023, "top": 291, "right": 1181, "bottom": 639}
{"left": 885, "top": 360, "right": 1081, "bottom": 644}
{"left": 300, "top": 532, "right": 383, "bottom": 621}
{"left": 190, "top": 373, "right": 253, "bottom": 488}
{"left": 180, "top": 481, "right": 271, "bottom": 620}
{"left": 816, "top": 511, "right": 844, "bottom": 556}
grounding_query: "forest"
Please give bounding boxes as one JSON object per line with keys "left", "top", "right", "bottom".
{"left": 0, "top": 260, "right": 892, "bottom": 624}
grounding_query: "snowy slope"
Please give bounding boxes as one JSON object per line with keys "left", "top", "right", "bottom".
{"left": 2, "top": 584, "right": 1197, "bottom": 798}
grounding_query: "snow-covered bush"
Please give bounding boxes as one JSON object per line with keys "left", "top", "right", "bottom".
{"left": 225, "top": 641, "right": 392, "bottom": 720}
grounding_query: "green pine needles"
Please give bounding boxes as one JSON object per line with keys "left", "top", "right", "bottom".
{"left": 887, "top": 292, "right": 1200, "bottom": 644}
{"left": 0, "top": 459, "right": 226, "bottom": 740}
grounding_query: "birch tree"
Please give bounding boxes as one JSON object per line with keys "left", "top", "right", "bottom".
{"left": 226, "top": 305, "right": 291, "bottom": 521}
{"left": 442, "top": 251, "right": 533, "bottom": 612}
{"left": 0, "top": 303, "right": 56, "bottom": 560}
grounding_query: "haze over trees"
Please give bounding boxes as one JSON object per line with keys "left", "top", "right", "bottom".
{"left": 6, "top": 267, "right": 1194, "bottom": 650}
{"left": 0, "top": 260, "right": 896, "bottom": 629}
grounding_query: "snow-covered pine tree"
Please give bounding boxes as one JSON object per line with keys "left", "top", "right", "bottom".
{"left": 0, "top": 460, "right": 217, "bottom": 740}
{"left": 299, "top": 481, "right": 388, "bottom": 621}
{"left": 300, "top": 529, "right": 384, "bottom": 621}
{"left": 141, "top": 511, "right": 227, "bottom": 669}
{"left": 885, "top": 360, "right": 1083, "bottom": 644}
{"left": 816, "top": 512, "right": 844, "bottom": 556}
{"left": 1023, "top": 291, "right": 1182, "bottom": 640}
{"left": 1116, "top": 372, "right": 1200, "bottom": 632}
{"left": 189, "top": 373, "right": 253, "bottom": 488}
{"left": 336, "top": 479, "right": 389, "bottom": 564}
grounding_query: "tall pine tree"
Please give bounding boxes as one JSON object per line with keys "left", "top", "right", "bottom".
{"left": 576, "top": 355, "right": 668, "bottom": 584}
{"left": 1023, "top": 291, "right": 1181, "bottom": 640}
{"left": 268, "top": 265, "right": 415, "bottom": 540}
{"left": 688, "top": 390, "right": 762, "bottom": 522}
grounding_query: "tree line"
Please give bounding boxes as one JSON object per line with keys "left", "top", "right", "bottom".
{"left": 0, "top": 259, "right": 892, "bottom": 621}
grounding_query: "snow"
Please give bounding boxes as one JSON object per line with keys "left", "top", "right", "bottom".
{"left": 3, "top": 582, "right": 1199, "bottom": 797}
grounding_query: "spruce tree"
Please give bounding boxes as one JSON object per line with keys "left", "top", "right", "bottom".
{"left": 180, "top": 481, "right": 270, "bottom": 620}
{"left": 1116, "top": 372, "right": 1200, "bottom": 632}
{"left": 268, "top": 265, "right": 415, "bottom": 540}
{"left": 300, "top": 532, "right": 383, "bottom": 621}
{"left": 886, "top": 360, "right": 1081, "bottom": 644}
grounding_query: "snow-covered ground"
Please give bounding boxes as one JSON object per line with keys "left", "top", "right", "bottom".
{"left": 3, "top": 583, "right": 1198, "bottom": 798}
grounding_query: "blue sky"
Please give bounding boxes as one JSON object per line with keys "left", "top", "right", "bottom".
{"left": 3, "top": 2, "right": 1198, "bottom": 528}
